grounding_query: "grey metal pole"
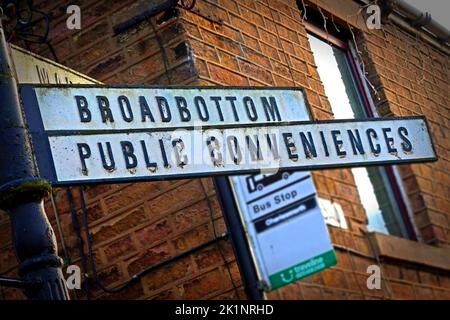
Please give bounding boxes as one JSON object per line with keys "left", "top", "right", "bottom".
{"left": 214, "top": 177, "right": 264, "bottom": 300}
{"left": 0, "top": 19, "right": 69, "bottom": 299}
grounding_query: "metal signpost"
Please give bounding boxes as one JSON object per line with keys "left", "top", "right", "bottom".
{"left": 0, "top": 38, "right": 97, "bottom": 299}
{"left": 0, "top": 20, "right": 70, "bottom": 300}
{"left": 20, "top": 85, "right": 436, "bottom": 185}
{"left": 0, "top": 28, "right": 438, "bottom": 299}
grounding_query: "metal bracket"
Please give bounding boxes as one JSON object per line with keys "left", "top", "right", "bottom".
{"left": 0, "top": 177, "right": 51, "bottom": 210}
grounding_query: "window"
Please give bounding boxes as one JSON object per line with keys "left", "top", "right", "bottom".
{"left": 307, "top": 32, "right": 415, "bottom": 239}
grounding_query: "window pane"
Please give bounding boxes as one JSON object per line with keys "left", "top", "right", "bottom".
{"left": 307, "top": 33, "right": 408, "bottom": 238}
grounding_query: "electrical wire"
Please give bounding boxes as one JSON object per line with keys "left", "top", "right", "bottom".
{"left": 76, "top": 185, "right": 230, "bottom": 296}
{"left": 50, "top": 191, "right": 70, "bottom": 265}
{"left": 297, "top": 0, "right": 308, "bottom": 21}
{"left": 2, "top": 1, "right": 59, "bottom": 62}
{"left": 149, "top": 18, "right": 173, "bottom": 85}
{"left": 66, "top": 186, "right": 91, "bottom": 300}
{"left": 199, "top": 181, "right": 241, "bottom": 299}
{"left": 360, "top": 229, "right": 394, "bottom": 299}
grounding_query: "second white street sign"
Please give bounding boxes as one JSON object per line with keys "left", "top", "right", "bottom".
{"left": 20, "top": 85, "right": 437, "bottom": 185}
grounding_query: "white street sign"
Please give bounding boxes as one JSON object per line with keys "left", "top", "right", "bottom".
{"left": 231, "top": 171, "right": 336, "bottom": 291}
{"left": 10, "top": 44, "right": 99, "bottom": 85}
{"left": 25, "top": 86, "right": 310, "bottom": 131}
{"left": 19, "top": 84, "right": 436, "bottom": 186}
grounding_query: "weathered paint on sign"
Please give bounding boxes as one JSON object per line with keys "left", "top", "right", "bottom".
{"left": 10, "top": 44, "right": 99, "bottom": 84}
{"left": 18, "top": 84, "right": 437, "bottom": 185}
{"left": 27, "top": 86, "right": 310, "bottom": 131}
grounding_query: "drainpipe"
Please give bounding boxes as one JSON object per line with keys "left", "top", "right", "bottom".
{"left": 388, "top": 0, "right": 449, "bottom": 43}
{"left": 359, "top": 0, "right": 450, "bottom": 55}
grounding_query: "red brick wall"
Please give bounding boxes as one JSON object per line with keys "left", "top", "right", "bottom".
{"left": 1, "top": 0, "right": 449, "bottom": 300}
{"left": 357, "top": 23, "right": 450, "bottom": 246}
{"left": 1, "top": 0, "right": 244, "bottom": 300}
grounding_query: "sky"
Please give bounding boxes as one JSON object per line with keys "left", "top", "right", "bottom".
{"left": 307, "top": 34, "right": 389, "bottom": 234}
{"left": 405, "top": 0, "right": 450, "bottom": 31}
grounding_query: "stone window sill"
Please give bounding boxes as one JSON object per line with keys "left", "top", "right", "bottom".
{"left": 368, "top": 232, "right": 450, "bottom": 271}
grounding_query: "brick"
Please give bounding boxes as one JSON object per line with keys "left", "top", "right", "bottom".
{"left": 0, "top": 246, "right": 16, "bottom": 273}
{"left": 172, "top": 200, "right": 211, "bottom": 233}
{"left": 92, "top": 206, "right": 148, "bottom": 244}
{"left": 218, "top": 0, "right": 239, "bottom": 14}
{"left": 399, "top": 268, "right": 419, "bottom": 283}
{"left": 238, "top": 5, "right": 265, "bottom": 27}
{"left": 163, "top": 61, "right": 197, "bottom": 84}
{"left": 270, "top": 0, "right": 293, "bottom": 17}
{"left": 414, "top": 285, "right": 434, "bottom": 299}
{"left": 149, "top": 287, "right": 180, "bottom": 300}
{"left": 80, "top": 201, "right": 104, "bottom": 223}
{"left": 279, "top": 284, "right": 302, "bottom": 299}
{"left": 194, "top": 0, "right": 229, "bottom": 24}
{"left": 195, "top": 59, "right": 210, "bottom": 78}
{"left": 208, "top": 64, "right": 249, "bottom": 85}
{"left": 193, "top": 244, "right": 224, "bottom": 270}
{"left": 322, "top": 288, "right": 348, "bottom": 300}
{"left": 260, "top": 43, "right": 279, "bottom": 60}
{"left": 96, "top": 264, "right": 124, "bottom": 287}
{"left": 126, "top": 35, "right": 160, "bottom": 61}
{"left": 345, "top": 272, "right": 364, "bottom": 292}
{"left": 172, "top": 223, "right": 212, "bottom": 252}
{"left": 82, "top": 1, "right": 128, "bottom": 29}
{"left": 103, "top": 181, "right": 173, "bottom": 214}
{"left": 190, "top": 38, "right": 218, "bottom": 62}
{"left": 135, "top": 218, "right": 172, "bottom": 245}
{"left": 143, "top": 257, "right": 193, "bottom": 291}
{"left": 103, "top": 235, "right": 137, "bottom": 261}
{"left": 242, "top": 34, "right": 261, "bottom": 52}
{"left": 88, "top": 53, "right": 126, "bottom": 79}
{"left": 201, "top": 29, "right": 243, "bottom": 56}
{"left": 73, "top": 21, "right": 109, "bottom": 49}
{"left": 183, "top": 268, "right": 224, "bottom": 299}
{"left": 322, "top": 268, "right": 348, "bottom": 289}
{"left": 101, "top": 282, "right": 144, "bottom": 300}
{"left": 148, "top": 180, "right": 205, "bottom": 216}
{"left": 83, "top": 184, "right": 121, "bottom": 201}
{"left": 390, "top": 281, "right": 416, "bottom": 300}
{"left": 47, "top": 17, "right": 75, "bottom": 44}
{"left": 157, "top": 23, "right": 185, "bottom": 45}
{"left": 238, "top": 59, "right": 273, "bottom": 84}
{"left": 0, "top": 222, "right": 11, "bottom": 246}
{"left": 116, "top": 19, "right": 153, "bottom": 46}
{"left": 211, "top": 287, "right": 243, "bottom": 300}
{"left": 418, "top": 271, "right": 440, "bottom": 287}
{"left": 217, "top": 50, "right": 239, "bottom": 70}
{"left": 127, "top": 242, "right": 172, "bottom": 275}
{"left": 434, "top": 289, "right": 450, "bottom": 299}
{"left": 242, "top": 46, "right": 270, "bottom": 67}
{"left": 110, "top": 0, "right": 151, "bottom": 26}
{"left": 125, "top": 53, "right": 166, "bottom": 83}
{"left": 300, "top": 284, "right": 323, "bottom": 300}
